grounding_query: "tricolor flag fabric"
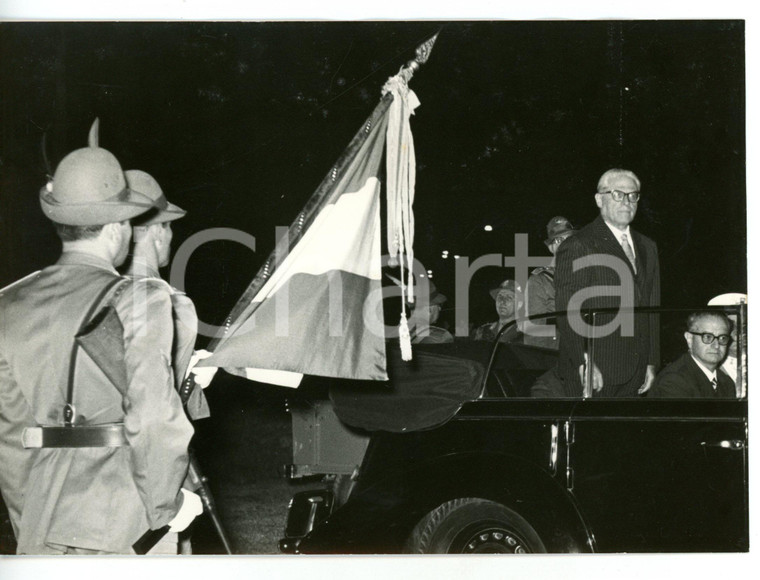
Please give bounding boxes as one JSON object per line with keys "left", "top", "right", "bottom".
{"left": 203, "top": 98, "right": 395, "bottom": 385}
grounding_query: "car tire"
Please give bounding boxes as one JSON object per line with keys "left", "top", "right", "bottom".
{"left": 404, "top": 498, "right": 547, "bottom": 554}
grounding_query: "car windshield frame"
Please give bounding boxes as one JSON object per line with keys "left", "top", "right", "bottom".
{"left": 483, "top": 304, "right": 747, "bottom": 400}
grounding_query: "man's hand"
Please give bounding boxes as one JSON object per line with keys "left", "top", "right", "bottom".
{"left": 578, "top": 352, "right": 604, "bottom": 393}
{"left": 638, "top": 364, "right": 656, "bottom": 395}
{"left": 168, "top": 489, "right": 203, "bottom": 533}
{"left": 186, "top": 349, "right": 218, "bottom": 389}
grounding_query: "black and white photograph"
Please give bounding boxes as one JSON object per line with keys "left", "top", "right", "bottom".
{"left": 0, "top": 3, "right": 753, "bottom": 577}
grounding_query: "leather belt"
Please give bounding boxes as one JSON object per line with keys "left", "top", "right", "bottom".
{"left": 22, "top": 424, "right": 127, "bottom": 449}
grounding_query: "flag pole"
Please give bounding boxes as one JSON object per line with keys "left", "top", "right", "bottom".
{"left": 208, "top": 32, "right": 439, "bottom": 352}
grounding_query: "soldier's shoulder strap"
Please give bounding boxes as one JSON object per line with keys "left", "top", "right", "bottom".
{"left": 66, "top": 276, "right": 133, "bottom": 424}
{"left": 124, "top": 274, "right": 177, "bottom": 296}
{"left": 0, "top": 270, "right": 41, "bottom": 297}
{"left": 531, "top": 266, "right": 555, "bottom": 280}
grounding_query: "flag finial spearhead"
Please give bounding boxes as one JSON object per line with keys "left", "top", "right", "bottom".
{"left": 396, "top": 31, "right": 440, "bottom": 86}
{"left": 413, "top": 32, "right": 439, "bottom": 66}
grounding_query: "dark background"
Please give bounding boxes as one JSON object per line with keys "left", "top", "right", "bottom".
{"left": 0, "top": 21, "right": 746, "bottom": 330}
{"left": 0, "top": 20, "right": 748, "bottom": 556}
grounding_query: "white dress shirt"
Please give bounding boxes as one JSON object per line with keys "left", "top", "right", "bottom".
{"left": 603, "top": 221, "right": 636, "bottom": 259}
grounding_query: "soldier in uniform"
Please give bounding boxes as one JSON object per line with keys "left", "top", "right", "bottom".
{"left": 408, "top": 282, "right": 453, "bottom": 345}
{"left": 0, "top": 126, "right": 202, "bottom": 554}
{"left": 125, "top": 169, "right": 216, "bottom": 419}
{"left": 384, "top": 274, "right": 453, "bottom": 345}
{"left": 470, "top": 279, "right": 524, "bottom": 343}
{"left": 523, "top": 216, "right": 575, "bottom": 349}
{"left": 124, "top": 169, "right": 218, "bottom": 554}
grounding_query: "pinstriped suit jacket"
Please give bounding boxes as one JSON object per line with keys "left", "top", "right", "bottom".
{"left": 555, "top": 215, "right": 661, "bottom": 397}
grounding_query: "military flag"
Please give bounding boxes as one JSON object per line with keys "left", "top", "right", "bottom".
{"left": 203, "top": 34, "right": 438, "bottom": 387}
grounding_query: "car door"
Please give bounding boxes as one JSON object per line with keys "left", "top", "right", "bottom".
{"left": 566, "top": 305, "right": 748, "bottom": 553}
{"left": 567, "top": 398, "right": 747, "bottom": 552}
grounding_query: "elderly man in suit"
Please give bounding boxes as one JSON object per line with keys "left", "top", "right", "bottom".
{"left": 555, "top": 168, "right": 660, "bottom": 397}
{"left": 0, "top": 125, "right": 201, "bottom": 554}
{"left": 649, "top": 311, "right": 735, "bottom": 398}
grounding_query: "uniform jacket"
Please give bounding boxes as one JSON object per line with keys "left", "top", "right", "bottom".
{"left": 524, "top": 265, "right": 559, "bottom": 349}
{"left": 649, "top": 353, "right": 735, "bottom": 399}
{"left": 128, "top": 263, "right": 209, "bottom": 420}
{"left": 410, "top": 324, "right": 454, "bottom": 345}
{"left": 526, "top": 265, "right": 555, "bottom": 316}
{"left": 470, "top": 321, "right": 523, "bottom": 344}
{"left": 0, "top": 274, "right": 37, "bottom": 538}
{"left": 555, "top": 215, "right": 660, "bottom": 397}
{"left": 0, "top": 252, "right": 193, "bottom": 554}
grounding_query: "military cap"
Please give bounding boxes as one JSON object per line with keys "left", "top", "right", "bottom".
{"left": 39, "top": 119, "right": 155, "bottom": 226}
{"left": 544, "top": 216, "right": 575, "bottom": 245}
{"left": 489, "top": 279, "right": 522, "bottom": 300}
{"left": 126, "top": 170, "right": 186, "bottom": 227}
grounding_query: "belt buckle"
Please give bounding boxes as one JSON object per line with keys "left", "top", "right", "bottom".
{"left": 63, "top": 403, "right": 76, "bottom": 426}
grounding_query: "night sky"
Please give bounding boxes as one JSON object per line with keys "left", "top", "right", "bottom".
{"left": 0, "top": 21, "right": 746, "bottom": 332}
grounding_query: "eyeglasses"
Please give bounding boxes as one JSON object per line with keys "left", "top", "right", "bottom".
{"left": 600, "top": 190, "right": 641, "bottom": 203}
{"left": 687, "top": 331, "right": 731, "bottom": 346}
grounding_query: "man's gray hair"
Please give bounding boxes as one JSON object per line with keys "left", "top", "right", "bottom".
{"left": 597, "top": 168, "right": 641, "bottom": 193}
{"left": 686, "top": 310, "right": 733, "bottom": 333}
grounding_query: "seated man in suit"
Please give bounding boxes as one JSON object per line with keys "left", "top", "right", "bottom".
{"left": 649, "top": 311, "right": 735, "bottom": 398}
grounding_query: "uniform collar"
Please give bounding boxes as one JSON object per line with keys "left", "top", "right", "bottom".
{"left": 127, "top": 257, "right": 162, "bottom": 280}
{"left": 56, "top": 251, "right": 118, "bottom": 275}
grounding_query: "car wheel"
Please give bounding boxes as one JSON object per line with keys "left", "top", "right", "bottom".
{"left": 404, "top": 498, "right": 546, "bottom": 554}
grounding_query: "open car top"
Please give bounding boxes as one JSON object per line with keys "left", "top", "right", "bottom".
{"left": 329, "top": 340, "right": 558, "bottom": 432}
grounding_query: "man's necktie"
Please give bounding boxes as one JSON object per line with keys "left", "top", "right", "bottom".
{"left": 711, "top": 377, "right": 718, "bottom": 391}
{"left": 621, "top": 233, "right": 637, "bottom": 274}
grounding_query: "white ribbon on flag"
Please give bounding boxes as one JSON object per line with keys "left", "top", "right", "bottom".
{"left": 383, "top": 69, "right": 420, "bottom": 361}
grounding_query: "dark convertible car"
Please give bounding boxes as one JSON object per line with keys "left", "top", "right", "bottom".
{"left": 279, "top": 305, "right": 748, "bottom": 554}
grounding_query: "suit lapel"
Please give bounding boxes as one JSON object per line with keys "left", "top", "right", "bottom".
{"left": 716, "top": 369, "right": 737, "bottom": 398}
{"left": 593, "top": 217, "right": 627, "bottom": 260}
{"left": 592, "top": 216, "right": 638, "bottom": 279}
{"left": 631, "top": 229, "right": 647, "bottom": 279}
{"left": 685, "top": 354, "right": 716, "bottom": 398}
